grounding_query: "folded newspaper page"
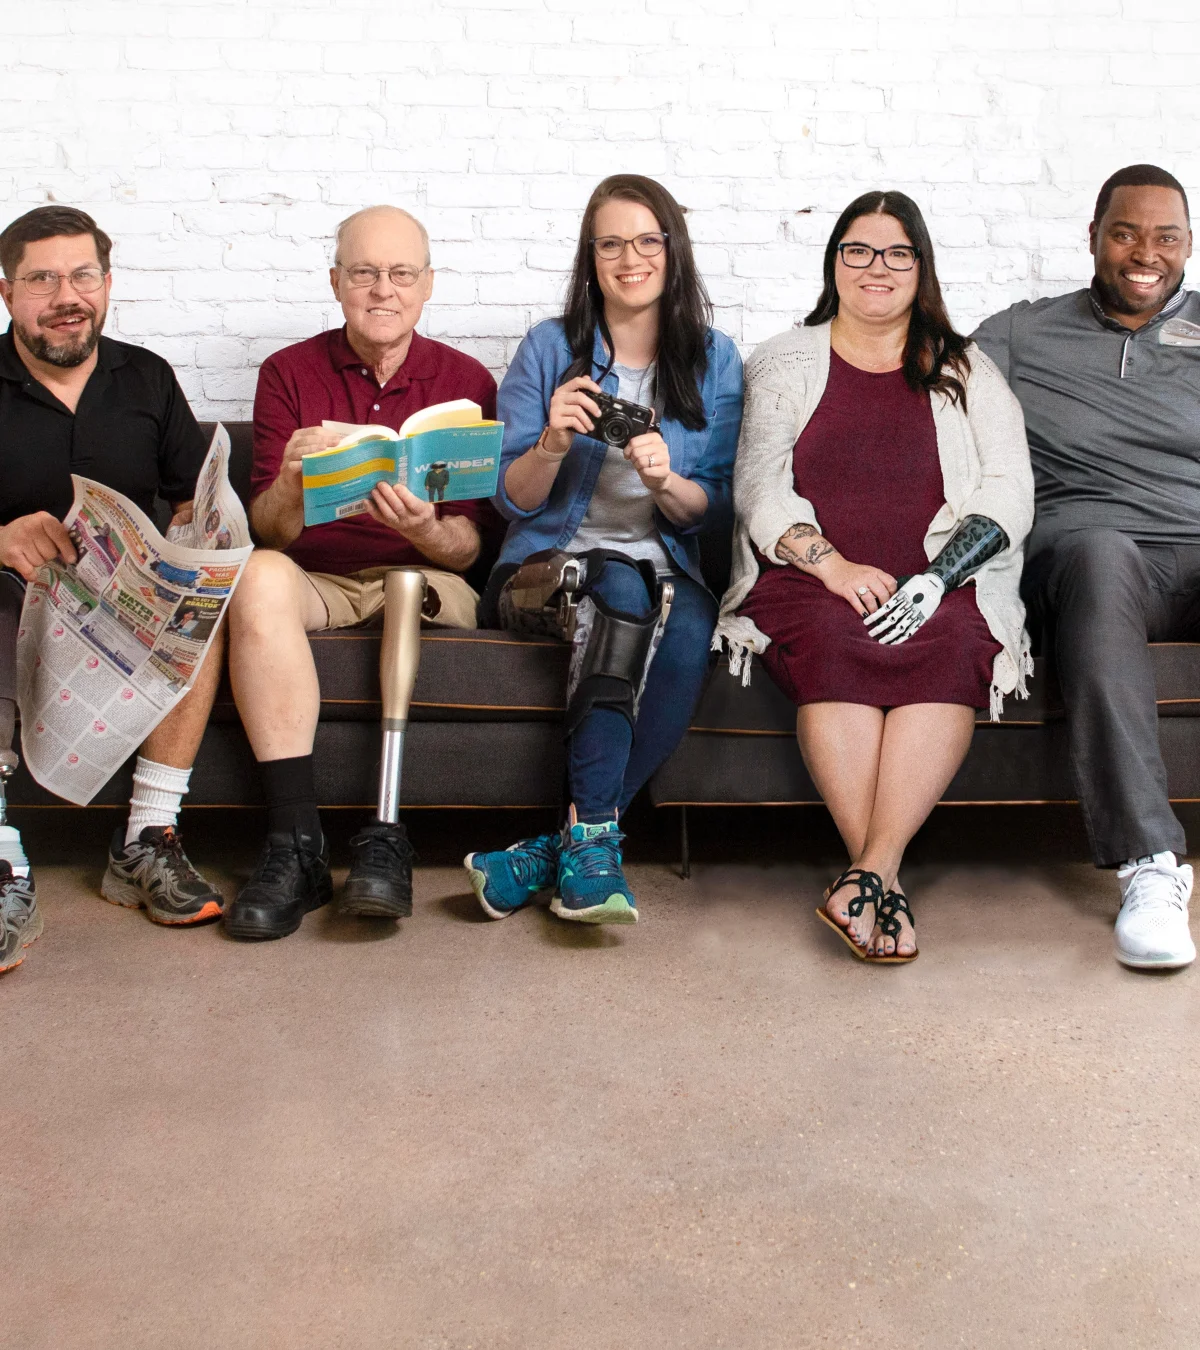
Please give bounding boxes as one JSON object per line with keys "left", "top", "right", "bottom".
{"left": 16, "top": 425, "right": 252, "bottom": 806}
{"left": 301, "top": 399, "right": 503, "bottom": 525}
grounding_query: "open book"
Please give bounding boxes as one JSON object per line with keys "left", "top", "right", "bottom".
{"left": 301, "top": 399, "right": 503, "bottom": 526}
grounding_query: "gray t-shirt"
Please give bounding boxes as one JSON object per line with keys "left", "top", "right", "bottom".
{"left": 567, "top": 361, "right": 674, "bottom": 574}
{"left": 972, "top": 286, "right": 1200, "bottom": 550}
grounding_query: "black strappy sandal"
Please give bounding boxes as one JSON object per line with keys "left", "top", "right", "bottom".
{"left": 867, "top": 890, "right": 919, "bottom": 964}
{"left": 815, "top": 867, "right": 885, "bottom": 960}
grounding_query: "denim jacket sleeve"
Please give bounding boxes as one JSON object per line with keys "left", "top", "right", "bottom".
{"left": 673, "top": 332, "right": 743, "bottom": 537}
{"left": 493, "top": 324, "right": 561, "bottom": 523}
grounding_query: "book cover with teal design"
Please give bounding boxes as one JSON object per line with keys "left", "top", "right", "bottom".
{"left": 301, "top": 402, "right": 503, "bottom": 526}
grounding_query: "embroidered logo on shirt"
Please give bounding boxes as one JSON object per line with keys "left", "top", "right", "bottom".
{"left": 1159, "top": 318, "right": 1200, "bottom": 347}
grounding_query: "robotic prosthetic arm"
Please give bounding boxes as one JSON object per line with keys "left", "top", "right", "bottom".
{"left": 864, "top": 514, "right": 1009, "bottom": 645}
{"left": 377, "top": 569, "right": 427, "bottom": 824}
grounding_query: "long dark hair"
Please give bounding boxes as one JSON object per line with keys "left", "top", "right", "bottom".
{"left": 561, "top": 175, "right": 712, "bottom": 431}
{"left": 805, "top": 190, "right": 969, "bottom": 409}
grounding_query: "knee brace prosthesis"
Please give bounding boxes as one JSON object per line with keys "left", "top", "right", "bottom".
{"left": 499, "top": 549, "right": 674, "bottom": 736}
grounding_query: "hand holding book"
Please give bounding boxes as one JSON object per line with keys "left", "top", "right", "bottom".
{"left": 300, "top": 400, "right": 504, "bottom": 527}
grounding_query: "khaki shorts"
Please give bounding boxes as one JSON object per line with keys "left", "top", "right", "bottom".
{"left": 302, "top": 566, "right": 479, "bottom": 632}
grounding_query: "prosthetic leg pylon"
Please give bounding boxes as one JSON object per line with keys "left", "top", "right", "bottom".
{"left": 0, "top": 746, "right": 29, "bottom": 876}
{"left": 376, "top": 568, "right": 427, "bottom": 824}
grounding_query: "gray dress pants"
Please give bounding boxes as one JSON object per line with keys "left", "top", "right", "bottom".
{"left": 1022, "top": 528, "right": 1200, "bottom": 867}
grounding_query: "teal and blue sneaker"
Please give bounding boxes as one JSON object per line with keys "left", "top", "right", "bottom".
{"left": 463, "top": 833, "right": 561, "bottom": 920}
{"left": 551, "top": 815, "right": 638, "bottom": 925}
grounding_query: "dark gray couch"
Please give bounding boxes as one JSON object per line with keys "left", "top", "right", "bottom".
{"left": 11, "top": 424, "right": 1200, "bottom": 841}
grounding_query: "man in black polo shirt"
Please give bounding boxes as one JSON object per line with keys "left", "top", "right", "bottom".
{"left": 0, "top": 206, "right": 225, "bottom": 973}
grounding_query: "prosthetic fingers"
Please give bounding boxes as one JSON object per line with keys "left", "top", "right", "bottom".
{"left": 499, "top": 549, "right": 673, "bottom": 736}
{"left": 376, "top": 569, "right": 427, "bottom": 824}
{"left": 865, "top": 514, "right": 1009, "bottom": 645}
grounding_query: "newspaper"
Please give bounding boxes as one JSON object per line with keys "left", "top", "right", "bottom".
{"left": 16, "top": 425, "right": 252, "bottom": 805}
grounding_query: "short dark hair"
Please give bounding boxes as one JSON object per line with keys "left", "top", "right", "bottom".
{"left": 0, "top": 205, "right": 113, "bottom": 280}
{"left": 805, "top": 190, "right": 970, "bottom": 410}
{"left": 1093, "top": 165, "right": 1190, "bottom": 226}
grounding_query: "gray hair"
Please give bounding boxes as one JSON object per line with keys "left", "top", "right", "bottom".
{"left": 333, "top": 206, "right": 431, "bottom": 269}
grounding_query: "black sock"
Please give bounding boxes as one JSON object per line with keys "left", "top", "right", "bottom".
{"left": 259, "top": 755, "right": 322, "bottom": 842}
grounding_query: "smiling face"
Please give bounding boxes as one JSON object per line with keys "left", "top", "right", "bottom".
{"left": 330, "top": 208, "right": 434, "bottom": 355}
{"left": 833, "top": 213, "right": 921, "bottom": 327}
{"left": 591, "top": 198, "right": 668, "bottom": 320}
{"left": 1090, "top": 184, "right": 1192, "bottom": 328}
{"left": 0, "top": 232, "right": 111, "bottom": 369}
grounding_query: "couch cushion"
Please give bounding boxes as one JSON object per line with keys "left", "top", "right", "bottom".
{"left": 687, "top": 645, "right": 1200, "bottom": 737}
{"left": 213, "top": 627, "right": 571, "bottom": 724}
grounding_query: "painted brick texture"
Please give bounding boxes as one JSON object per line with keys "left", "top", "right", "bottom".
{"left": 2, "top": 0, "right": 1194, "bottom": 418}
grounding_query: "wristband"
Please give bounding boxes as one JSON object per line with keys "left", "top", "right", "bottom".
{"left": 532, "top": 428, "right": 569, "bottom": 464}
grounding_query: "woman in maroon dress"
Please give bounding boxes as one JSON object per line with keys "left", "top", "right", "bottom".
{"left": 720, "top": 192, "right": 1033, "bottom": 963}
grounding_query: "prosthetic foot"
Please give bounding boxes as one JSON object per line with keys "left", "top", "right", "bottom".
{"left": 339, "top": 569, "right": 424, "bottom": 918}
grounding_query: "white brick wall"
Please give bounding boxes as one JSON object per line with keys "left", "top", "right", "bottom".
{"left": 2, "top": 0, "right": 1196, "bottom": 419}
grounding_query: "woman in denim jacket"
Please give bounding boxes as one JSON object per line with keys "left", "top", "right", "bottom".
{"left": 464, "top": 174, "right": 743, "bottom": 925}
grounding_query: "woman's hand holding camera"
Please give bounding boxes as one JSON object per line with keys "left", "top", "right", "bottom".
{"left": 626, "top": 431, "right": 671, "bottom": 491}
{"left": 543, "top": 376, "right": 603, "bottom": 458}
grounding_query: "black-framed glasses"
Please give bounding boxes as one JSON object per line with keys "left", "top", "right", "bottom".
{"left": 837, "top": 243, "right": 920, "bottom": 271}
{"left": 590, "top": 232, "right": 668, "bottom": 260}
{"left": 339, "top": 263, "right": 427, "bottom": 289}
{"left": 14, "top": 267, "right": 108, "bottom": 297}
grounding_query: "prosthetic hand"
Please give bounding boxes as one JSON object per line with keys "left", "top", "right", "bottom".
{"left": 376, "top": 569, "right": 427, "bottom": 824}
{"left": 865, "top": 514, "right": 1009, "bottom": 646}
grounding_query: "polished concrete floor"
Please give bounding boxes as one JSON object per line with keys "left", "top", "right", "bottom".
{"left": 4, "top": 806, "right": 1199, "bottom": 1349}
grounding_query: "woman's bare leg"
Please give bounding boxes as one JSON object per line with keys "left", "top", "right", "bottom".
{"left": 854, "top": 703, "right": 976, "bottom": 957}
{"left": 796, "top": 701, "right": 886, "bottom": 945}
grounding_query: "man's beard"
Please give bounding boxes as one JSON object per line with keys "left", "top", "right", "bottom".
{"left": 16, "top": 306, "right": 103, "bottom": 368}
{"left": 1093, "top": 271, "right": 1179, "bottom": 318}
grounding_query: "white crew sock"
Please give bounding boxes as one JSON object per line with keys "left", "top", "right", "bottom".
{"left": 126, "top": 757, "right": 192, "bottom": 846}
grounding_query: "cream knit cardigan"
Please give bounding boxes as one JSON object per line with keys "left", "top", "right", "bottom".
{"left": 715, "top": 321, "right": 1035, "bottom": 720}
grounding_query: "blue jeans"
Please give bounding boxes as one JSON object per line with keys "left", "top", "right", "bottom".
{"left": 568, "top": 561, "right": 717, "bottom": 821}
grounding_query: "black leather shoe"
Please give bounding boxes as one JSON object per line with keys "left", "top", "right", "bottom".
{"left": 224, "top": 829, "right": 332, "bottom": 940}
{"left": 338, "top": 819, "right": 414, "bottom": 918}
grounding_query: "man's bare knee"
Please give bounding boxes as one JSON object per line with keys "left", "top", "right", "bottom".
{"left": 231, "top": 550, "right": 313, "bottom": 633}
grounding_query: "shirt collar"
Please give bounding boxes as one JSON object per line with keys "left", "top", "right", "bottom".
{"left": 1086, "top": 280, "right": 1189, "bottom": 333}
{"left": 0, "top": 326, "right": 125, "bottom": 387}
{"left": 327, "top": 325, "right": 438, "bottom": 384}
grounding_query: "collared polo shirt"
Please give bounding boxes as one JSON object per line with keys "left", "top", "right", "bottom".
{"left": 251, "top": 327, "right": 498, "bottom": 577}
{"left": 0, "top": 327, "right": 206, "bottom": 526}
{"left": 972, "top": 285, "right": 1200, "bottom": 546}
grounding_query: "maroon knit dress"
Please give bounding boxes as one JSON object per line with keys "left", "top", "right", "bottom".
{"left": 738, "top": 350, "right": 1000, "bottom": 709}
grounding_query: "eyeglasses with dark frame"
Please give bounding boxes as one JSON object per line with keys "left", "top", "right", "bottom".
{"left": 837, "top": 242, "right": 921, "bottom": 272}
{"left": 13, "top": 267, "right": 108, "bottom": 297}
{"left": 590, "top": 232, "right": 669, "bottom": 261}
{"left": 338, "top": 263, "right": 428, "bottom": 289}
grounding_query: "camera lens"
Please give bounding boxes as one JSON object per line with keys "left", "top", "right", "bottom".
{"left": 603, "top": 414, "right": 631, "bottom": 445}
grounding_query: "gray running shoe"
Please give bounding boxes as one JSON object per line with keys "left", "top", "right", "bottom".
{"left": 101, "top": 825, "right": 223, "bottom": 926}
{"left": 0, "top": 861, "right": 41, "bottom": 974}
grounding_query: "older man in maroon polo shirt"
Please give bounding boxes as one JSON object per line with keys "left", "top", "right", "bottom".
{"left": 224, "top": 205, "right": 497, "bottom": 941}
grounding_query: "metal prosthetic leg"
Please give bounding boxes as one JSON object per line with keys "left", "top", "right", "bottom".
{"left": 376, "top": 569, "right": 427, "bottom": 824}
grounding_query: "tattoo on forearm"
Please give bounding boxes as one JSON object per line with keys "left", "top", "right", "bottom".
{"left": 776, "top": 522, "right": 836, "bottom": 568}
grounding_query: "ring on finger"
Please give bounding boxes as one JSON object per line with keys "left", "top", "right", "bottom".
{"left": 856, "top": 586, "right": 869, "bottom": 596}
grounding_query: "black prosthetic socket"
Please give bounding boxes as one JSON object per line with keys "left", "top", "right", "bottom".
{"left": 259, "top": 754, "right": 323, "bottom": 842}
{"left": 927, "top": 514, "right": 1008, "bottom": 590}
{"left": 563, "top": 552, "right": 670, "bottom": 739}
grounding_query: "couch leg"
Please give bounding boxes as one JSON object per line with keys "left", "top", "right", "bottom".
{"left": 680, "top": 804, "right": 691, "bottom": 881}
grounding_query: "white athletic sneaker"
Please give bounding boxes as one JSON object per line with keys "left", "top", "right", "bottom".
{"left": 1114, "top": 853, "right": 1196, "bottom": 970}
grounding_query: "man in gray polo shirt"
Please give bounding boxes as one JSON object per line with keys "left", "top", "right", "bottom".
{"left": 974, "top": 163, "right": 1198, "bottom": 972}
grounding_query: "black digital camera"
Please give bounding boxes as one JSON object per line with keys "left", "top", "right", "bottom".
{"left": 590, "top": 390, "right": 655, "bottom": 449}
